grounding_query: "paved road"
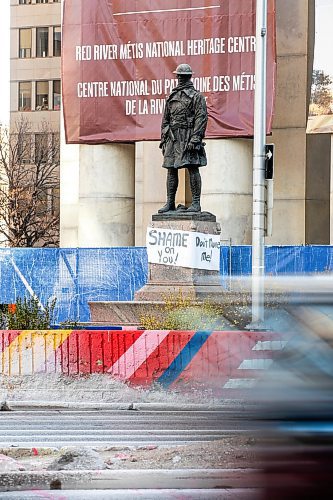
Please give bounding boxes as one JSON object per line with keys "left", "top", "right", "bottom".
{"left": 0, "top": 409, "right": 260, "bottom": 499}
{"left": 0, "top": 488, "right": 258, "bottom": 499}
{"left": 0, "top": 408, "right": 252, "bottom": 448}
{"left": 0, "top": 469, "right": 260, "bottom": 498}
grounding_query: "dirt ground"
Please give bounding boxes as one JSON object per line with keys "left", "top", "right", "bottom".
{"left": 99, "top": 436, "right": 257, "bottom": 470}
{"left": 0, "top": 436, "right": 257, "bottom": 471}
{"left": 1, "top": 374, "right": 226, "bottom": 405}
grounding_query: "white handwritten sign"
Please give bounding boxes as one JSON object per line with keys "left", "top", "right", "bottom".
{"left": 146, "top": 227, "right": 221, "bottom": 271}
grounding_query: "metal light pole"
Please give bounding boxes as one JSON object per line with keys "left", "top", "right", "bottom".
{"left": 252, "top": 0, "right": 267, "bottom": 324}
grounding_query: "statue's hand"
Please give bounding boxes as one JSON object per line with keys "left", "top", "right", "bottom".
{"left": 187, "top": 138, "right": 200, "bottom": 151}
{"left": 159, "top": 141, "right": 166, "bottom": 154}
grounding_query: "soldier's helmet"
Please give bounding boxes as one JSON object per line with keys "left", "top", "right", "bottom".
{"left": 173, "top": 63, "right": 193, "bottom": 75}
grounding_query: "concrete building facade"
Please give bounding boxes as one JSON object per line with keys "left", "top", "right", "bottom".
{"left": 60, "top": 0, "right": 332, "bottom": 248}
{"left": 9, "top": 0, "right": 61, "bottom": 245}
{"left": 10, "top": 1, "right": 331, "bottom": 247}
{"left": 10, "top": 0, "right": 61, "bottom": 131}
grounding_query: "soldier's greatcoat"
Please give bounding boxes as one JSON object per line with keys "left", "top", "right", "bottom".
{"left": 160, "top": 82, "right": 208, "bottom": 169}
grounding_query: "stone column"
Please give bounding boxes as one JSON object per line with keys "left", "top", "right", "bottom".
{"left": 265, "top": 0, "right": 314, "bottom": 245}
{"left": 60, "top": 115, "right": 80, "bottom": 246}
{"left": 200, "top": 139, "right": 253, "bottom": 244}
{"left": 78, "top": 143, "right": 135, "bottom": 247}
{"left": 60, "top": 122, "right": 135, "bottom": 247}
{"left": 306, "top": 133, "right": 331, "bottom": 243}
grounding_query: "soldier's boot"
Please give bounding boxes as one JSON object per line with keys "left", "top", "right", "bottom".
{"left": 158, "top": 169, "right": 179, "bottom": 213}
{"left": 187, "top": 167, "right": 202, "bottom": 212}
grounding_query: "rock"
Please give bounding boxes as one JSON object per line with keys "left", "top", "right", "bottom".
{"left": 114, "top": 452, "right": 131, "bottom": 461}
{"left": 138, "top": 445, "right": 158, "bottom": 451}
{"left": 0, "top": 401, "right": 11, "bottom": 411}
{"left": 47, "top": 447, "right": 107, "bottom": 471}
{"left": 0, "top": 454, "right": 25, "bottom": 472}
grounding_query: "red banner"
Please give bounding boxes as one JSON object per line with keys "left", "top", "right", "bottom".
{"left": 62, "top": 0, "right": 276, "bottom": 144}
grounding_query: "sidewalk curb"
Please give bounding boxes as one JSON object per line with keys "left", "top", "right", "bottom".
{"left": 0, "top": 468, "right": 260, "bottom": 491}
{"left": 5, "top": 400, "right": 245, "bottom": 411}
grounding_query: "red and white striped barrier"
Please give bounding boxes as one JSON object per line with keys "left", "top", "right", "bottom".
{"left": 0, "top": 330, "right": 286, "bottom": 394}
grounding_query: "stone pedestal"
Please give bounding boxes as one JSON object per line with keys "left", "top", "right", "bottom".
{"left": 134, "top": 213, "right": 223, "bottom": 302}
{"left": 88, "top": 212, "right": 226, "bottom": 327}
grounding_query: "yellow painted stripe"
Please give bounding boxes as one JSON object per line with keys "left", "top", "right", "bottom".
{"left": 1, "top": 330, "right": 73, "bottom": 376}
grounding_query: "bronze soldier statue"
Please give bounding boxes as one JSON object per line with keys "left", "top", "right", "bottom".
{"left": 158, "top": 64, "right": 208, "bottom": 213}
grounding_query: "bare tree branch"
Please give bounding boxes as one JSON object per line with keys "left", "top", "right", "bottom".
{"left": 0, "top": 116, "right": 60, "bottom": 247}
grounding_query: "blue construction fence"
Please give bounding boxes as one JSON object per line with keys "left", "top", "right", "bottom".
{"left": 0, "top": 246, "right": 332, "bottom": 324}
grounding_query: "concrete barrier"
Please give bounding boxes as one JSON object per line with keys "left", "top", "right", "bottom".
{"left": 0, "top": 330, "right": 285, "bottom": 394}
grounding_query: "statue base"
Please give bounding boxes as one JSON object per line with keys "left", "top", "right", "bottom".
{"left": 152, "top": 210, "right": 216, "bottom": 222}
{"left": 89, "top": 214, "right": 227, "bottom": 327}
{"left": 135, "top": 216, "right": 222, "bottom": 301}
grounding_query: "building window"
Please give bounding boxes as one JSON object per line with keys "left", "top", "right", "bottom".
{"left": 50, "top": 187, "right": 60, "bottom": 216}
{"left": 36, "top": 81, "right": 49, "bottom": 110}
{"left": 52, "top": 133, "right": 60, "bottom": 163}
{"left": 53, "top": 80, "right": 61, "bottom": 110}
{"left": 36, "top": 0, "right": 49, "bottom": 4}
{"left": 18, "top": 82, "right": 32, "bottom": 111}
{"left": 19, "top": 28, "right": 32, "bottom": 58}
{"left": 53, "top": 27, "right": 61, "bottom": 57}
{"left": 36, "top": 27, "right": 49, "bottom": 58}
{"left": 19, "top": 1, "right": 32, "bottom": 4}
{"left": 35, "top": 133, "right": 48, "bottom": 164}
{"left": 17, "top": 134, "right": 32, "bottom": 164}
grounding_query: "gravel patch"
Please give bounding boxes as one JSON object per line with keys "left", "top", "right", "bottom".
{"left": 1, "top": 373, "right": 224, "bottom": 405}
{"left": 47, "top": 447, "right": 107, "bottom": 471}
{"left": 0, "top": 436, "right": 257, "bottom": 472}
